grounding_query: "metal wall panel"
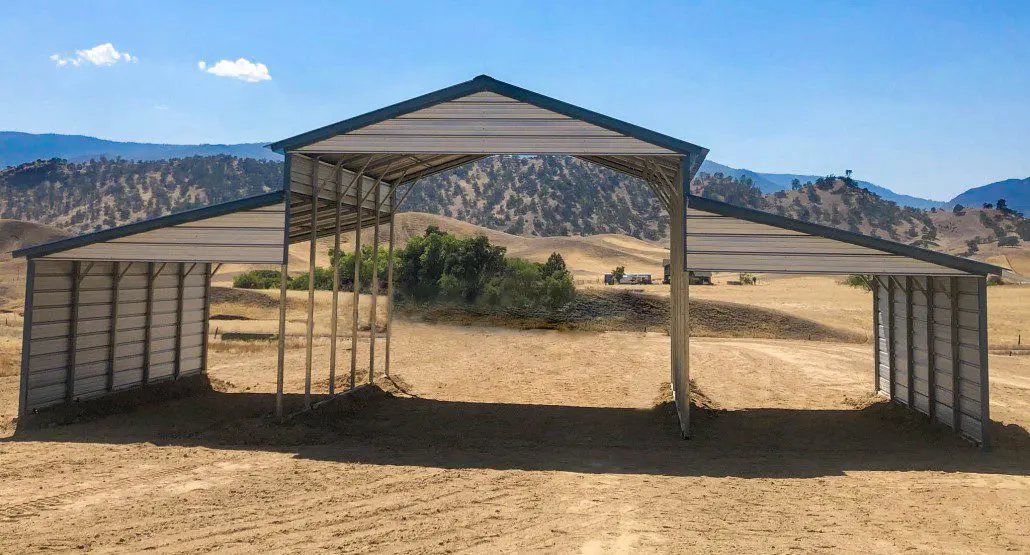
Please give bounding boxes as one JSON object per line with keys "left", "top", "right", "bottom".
{"left": 873, "top": 275, "right": 990, "bottom": 444}
{"left": 39, "top": 205, "right": 286, "bottom": 263}
{"left": 295, "top": 92, "right": 676, "bottom": 155}
{"left": 19, "top": 261, "right": 213, "bottom": 415}
{"left": 685, "top": 208, "right": 975, "bottom": 275}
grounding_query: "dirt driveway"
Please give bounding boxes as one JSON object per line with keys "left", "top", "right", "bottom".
{"left": 0, "top": 322, "right": 1027, "bottom": 553}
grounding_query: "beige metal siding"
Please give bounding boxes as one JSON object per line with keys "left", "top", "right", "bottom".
{"left": 289, "top": 155, "right": 393, "bottom": 213}
{"left": 295, "top": 92, "right": 675, "bottom": 155}
{"left": 40, "top": 206, "right": 286, "bottom": 264}
{"left": 21, "top": 261, "right": 212, "bottom": 413}
{"left": 685, "top": 208, "right": 973, "bottom": 275}
{"left": 873, "top": 275, "right": 988, "bottom": 443}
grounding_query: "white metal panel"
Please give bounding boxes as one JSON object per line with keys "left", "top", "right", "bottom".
{"left": 295, "top": 92, "right": 675, "bottom": 155}
{"left": 41, "top": 205, "right": 286, "bottom": 264}
{"left": 685, "top": 208, "right": 973, "bottom": 275}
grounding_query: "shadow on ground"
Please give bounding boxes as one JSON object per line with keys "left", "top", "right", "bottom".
{"left": 6, "top": 376, "right": 1028, "bottom": 479}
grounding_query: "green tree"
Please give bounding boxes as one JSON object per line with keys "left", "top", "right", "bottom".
{"left": 612, "top": 265, "right": 626, "bottom": 283}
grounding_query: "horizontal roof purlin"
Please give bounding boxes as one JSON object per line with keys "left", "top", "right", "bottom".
{"left": 268, "top": 74, "right": 709, "bottom": 160}
{"left": 688, "top": 195, "right": 1002, "bottom": 276}
{"left": 13, "top": 190, "right": 286, "bottom": 259}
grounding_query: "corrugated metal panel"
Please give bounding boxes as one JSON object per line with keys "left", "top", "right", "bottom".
{"left": 39, "top": 205, "right": 286, "bottom": 263}
{"left": 685, "top": 208, "right": 973, "bottom": 275}
{"left": 21, "top": 261, "right": 212, "bottom": 412}
{"left": 873, "top": 275, "right": 989, "bottom": 444}
{"left": 295, "top": 92, "right": 675, "bottom": 155}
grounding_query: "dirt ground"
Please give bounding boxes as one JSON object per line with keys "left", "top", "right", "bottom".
{"left": 1, "top": 288, "right": 1029, "bottom": 552}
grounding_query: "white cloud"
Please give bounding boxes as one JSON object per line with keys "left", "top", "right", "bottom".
{"left": 197, "top": 57, "right": 271, "bottom": 83}
{"left": 51, "top": 42, "right": 137, "bottom": 67}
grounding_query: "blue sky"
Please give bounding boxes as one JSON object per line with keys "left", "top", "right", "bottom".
{"left": 1, "top": 1, "right": 1027, "bottom": 200}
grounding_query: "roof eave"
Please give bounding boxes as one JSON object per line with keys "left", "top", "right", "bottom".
{"left": 687, "top": 194, "right": 1003, "bottom": 276}
{"left": 13, "top": 190, "right": 286, "bottom": 259}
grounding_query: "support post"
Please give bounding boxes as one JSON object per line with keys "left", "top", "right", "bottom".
{"left": 201, "top": 263, "right": 212, "bottom": 376}
{"left": 65, "top": 261, "right": 81, "bottom": 403}
{"left": 107, "top": 262, "right": 121, "bottom": 392}
{"left": 385, "top": 185, "right": 398, "bottom": 377}
{"left": 18, "top": 259, "right": 36, "bottom": 418}
{"left": 668, "top": 157, "right": 691, "bottom": 438}
{"left": 173, "top": 263, "right": 186, "bottom": 380}
{"left": 905, "top": 276, "right": 915, "bottom": 407}
{"left": 976, "top": 277, "right": 990, "bottom": 448}
{"left": 950, "top": 276, "right": 961, "bottom": 431}
{"left": 925, "top": 277, "right": 936, "bottom": 420}
{"left": 887, "top": 276, "right": 896, "bottom": 400}
{"left": 368, "top": 177, "right": 382, "bottom": 384}
{"left": 329, "top": 167, "right": 343, "bottom": 395}
{"left": 304, "top": 161, "right": 320, "bottom": 410}
{"left": 275, "top": 154, "right": 294, "bottom": 420}
{"left": 350, "top": 175, "right": 363, "bottom": 390}
{"left": 872, "top": 278, "right": 881, "bottom": 393}
{"left": 142, "top": 262, "right": 154, "bottom": 386}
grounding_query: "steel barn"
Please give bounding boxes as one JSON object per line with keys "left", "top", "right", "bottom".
{"left": 13, "top": 75, "right": 1002, "bottom": 445}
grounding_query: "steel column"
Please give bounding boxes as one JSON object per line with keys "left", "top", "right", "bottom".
{"left": 368, "top": 176, "right": 382, "bottom": 384}
{"left": 65, "top": 261, "right": 81, "bottom": 403}
{"left": 107, "top": 262, "right": 121, "bottom": 392}
{"left": 304, "top": 161, "right": 321, "bottom": 409}
{"left": 142, "top": 262, "right": 154, "bottom": 386}
{"left": 350, "top": 175, "right": 363, "bottom": 390}
{"left": 385, "top": 185, "right": 398, "bottom": 377}
{"left": 329, "top": 165, "right": 343, "bottom": 395}
{"left": 977, "top": 277, "right": 991, "bottom": 448}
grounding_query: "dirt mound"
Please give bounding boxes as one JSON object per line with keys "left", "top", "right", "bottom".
{"left": 209, "top": 286, "right": 305, "bottom": 310}
{"left": 401, "top": 289, "right": 862, "bottom": 342}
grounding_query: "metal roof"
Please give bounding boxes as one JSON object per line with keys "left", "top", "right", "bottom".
{"left": 13, "top": 190, "right": 285, "bottom": 259}
{"left": 269, "top": 75, "right": 709, "bottom": 187}
{"left": 688, "top": 195, "right": 1002, "bottom": 276}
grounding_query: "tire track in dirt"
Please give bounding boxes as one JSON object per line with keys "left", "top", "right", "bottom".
{"left": 0, "top": 463, "right": 199, "bottom": 522}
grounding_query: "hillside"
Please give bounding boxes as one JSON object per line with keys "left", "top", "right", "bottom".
{"left": 950, "top": 177, "right": 1030, "bottom": 216}
{"left": 2, "top": 155, "right": 1028, "bottom": 267}
{"left": 4, "top": 131, "right": 950, "bottom": 210}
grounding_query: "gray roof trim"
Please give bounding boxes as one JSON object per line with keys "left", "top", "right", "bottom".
{"left": 13, "top": 190, "right": 287, "bottom": 259}
{"left": 688, "top": 194, "right": 1002, "bottom": 276}
{"left": 269, "top": 75, "right": 709, "bottom": 159}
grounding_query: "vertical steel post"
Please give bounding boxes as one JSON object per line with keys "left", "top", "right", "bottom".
{"left": 950, "top": 276, "right": 961, "bottom": 432}
{"left": 107, "top": 262, "right": 121, "bottom": 392}
{"left": 329, "top": 165, "right": 343, "bottom": 395}
{"left": 304, "top": 161, "right": 320, "bottom": 409}
{"left": 173, "top": 263, "right": 185, "bottom": 380}
{"left": 872, "top": 278, "right": 881, "bottom": 394}
{"left": 65, "top": 261, "right": 81, "bottom": 403}
{"left": 18, "top": 259, "right": 36, "bottom": 418}
{"left": 142, "top": 262, "right": 154, "bottom": 386}
{"left": 905, "top": 276, "right": 915, "bottom": 407}
{"left": 275, "top": 156, "right": 293, "bottom": 420}
{"left": 926, "top": 277, "right": 936, "bottom": 420}
{"left": 976, "top": 277, "right": 991, "bottom": 449}
{"left": 368, "top": 177, "right": 382, "bottom": 384}
{"left": 384, "top": 185, "right": 398, "bottom": 378}
{"left": 886, "top": 276, "right": 896, "bottom": 401}
{"left": 350, "top": 175, "right": 363, "bottom": 390}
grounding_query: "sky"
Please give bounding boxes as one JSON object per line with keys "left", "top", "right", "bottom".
{"left": 1, "top": 1, "right": 1028, "bottom": 200}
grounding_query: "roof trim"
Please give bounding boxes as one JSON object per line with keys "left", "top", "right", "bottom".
{"left": 13, "top": 190, "right": 286, "bottom": 259}
{"left": 687, "top": 194, "right": 1002, "bottom": 276}
{"left": 269, "top": 75, "right": 709, "bottom": 159}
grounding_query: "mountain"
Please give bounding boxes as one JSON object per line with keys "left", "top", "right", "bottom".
{"left": 949, "top": 177, "right": 1030, "bottom": 216}
{"left": 700, "top": 160, "right": 945, "bottom": 210}
{"left": 3, "top": 155, "right": 1028, "bottom": 263}
{"left": 3, "top": 131, "right": 949, "bottom": 211}
{"left": 0, "top": 131, "right": 281, "bottom": 168}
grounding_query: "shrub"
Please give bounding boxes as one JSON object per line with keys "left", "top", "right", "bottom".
{"left": 233, "top": 269, "right": 285, "bottom": 289}
{"left": 288, "top": 266, "right": 336, "bottom": 290}
{"left": 841, "top": 274, "right": 873, "bottom": 291}
{"left": 998, "top": 235, "right": 1020, "bottom": 247}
